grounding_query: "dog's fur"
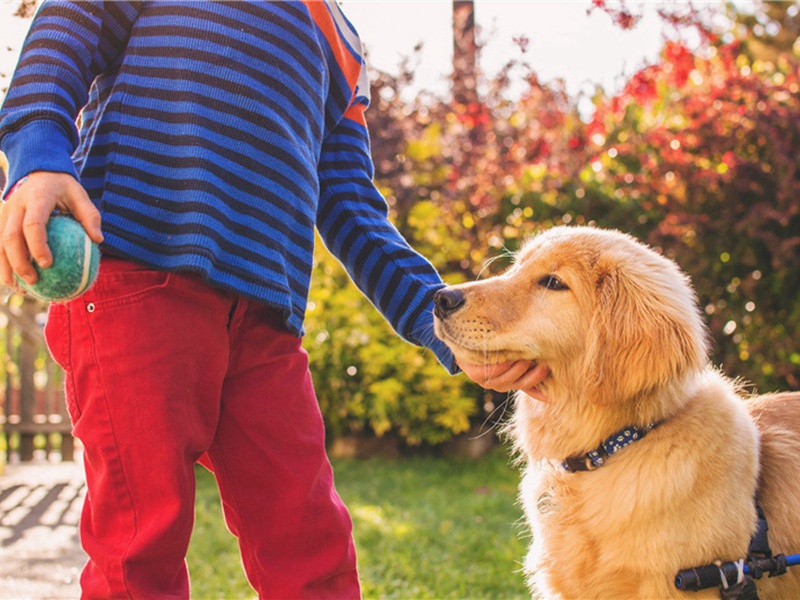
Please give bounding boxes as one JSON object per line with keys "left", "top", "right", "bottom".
{"left": 434, "top": 226, "right": 800, "bottom": 599}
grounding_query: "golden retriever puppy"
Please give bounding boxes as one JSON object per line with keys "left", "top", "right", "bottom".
{"left": 433, "top": 226, "right": 800, "bottom": 599}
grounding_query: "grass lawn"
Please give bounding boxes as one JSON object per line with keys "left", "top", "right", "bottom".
{"left": 187, "top": 447, "right": 530, "bottom": 599}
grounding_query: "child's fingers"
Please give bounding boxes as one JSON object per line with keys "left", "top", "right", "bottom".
{"left": 0, "top": 206, "right": 13, "bottom": 288}
{"left": 483, "top": 360, "right": 532, "bottom": 390}
{"left": 517, "top": 364, "right": 552, "bottom": 402}
{"left": 22, "top": 202, "right": 54, "bottom": 269}
{"left": 459, "top": 359, "right": 535, "bottom": 392}
{"left": 515, "top": 363, "right": 549, "bottom": 389}
{"left": 525, "top": 387, "right": 551, "bottom": 403}
{"left": 0, "top": 248, "right": 13, "bottom": 289}
{"left": 2, "top": 201, "right": 38, "bottom": 285}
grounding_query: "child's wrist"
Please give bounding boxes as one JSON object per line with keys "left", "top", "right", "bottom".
{"left": 5, "top": 175, "right": 30, "bottom": 200}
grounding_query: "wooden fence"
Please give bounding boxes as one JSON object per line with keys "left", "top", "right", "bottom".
{"left": 1, "top": 295, "right": 74, "bottom": 463}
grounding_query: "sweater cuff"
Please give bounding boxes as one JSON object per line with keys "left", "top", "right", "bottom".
{"left": 409, "top": 303, "right": 460, "bottom": 375}
{"left": 1, "top": 119, "right": 78, "bottom": 198}
{"left": 429, "top": 336, "right": 460, "bottom": 375}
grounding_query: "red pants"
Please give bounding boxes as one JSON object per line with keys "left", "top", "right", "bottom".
{"left": 44, "top": 256, "right": 360, "bottom": 599}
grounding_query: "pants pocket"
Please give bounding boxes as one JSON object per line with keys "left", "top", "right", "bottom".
{"left": 82, "top": 256, "right": 172, "bottom": 311}
{"left": 44, "top": 302, "right": 82, "bottom": 422}
{"left": 44, "top": 302, "right": 70, "bottom": 370}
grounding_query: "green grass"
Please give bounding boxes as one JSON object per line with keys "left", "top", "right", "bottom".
{"left": 187, "top": 448, "right": 530, "bottom": 599}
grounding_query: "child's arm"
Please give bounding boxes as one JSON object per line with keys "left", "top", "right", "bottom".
{"left": 316, "top": 100, "right": 457, "bottom": 372}
{"left": 315, "top": 90, "right": 544, "bottom": 389}
{"left": 316, "top": 114, "right": 546, "bottom": 392}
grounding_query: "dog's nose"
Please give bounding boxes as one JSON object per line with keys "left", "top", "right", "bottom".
{"left": 433, "top": 288, "right": 465, "bottom": 319}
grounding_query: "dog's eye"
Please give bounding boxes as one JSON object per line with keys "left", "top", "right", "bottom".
{"left": 538, "top": 275, "right": 569, "bottom": 291}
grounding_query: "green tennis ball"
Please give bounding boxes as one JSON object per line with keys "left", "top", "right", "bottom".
{"left": 15, "top": 215, "right": 100, "bottom": 302}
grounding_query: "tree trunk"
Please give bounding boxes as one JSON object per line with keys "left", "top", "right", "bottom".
{"left": 452, "top": 0, "right": 477, "bottom": 105}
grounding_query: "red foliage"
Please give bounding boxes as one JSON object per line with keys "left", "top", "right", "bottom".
{"left": 587, "top": 0, "right": 642, "bottom": 30}
{"left": 663, "top": 41, "right": 696, "bottom": 87}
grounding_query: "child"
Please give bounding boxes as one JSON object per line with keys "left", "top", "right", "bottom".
{"left": 0, "top": 2, "right": 545, "bottom": 597}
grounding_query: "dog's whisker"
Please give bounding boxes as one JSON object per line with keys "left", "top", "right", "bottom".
{"left": 472, "top": 394, "right": 512, "bottom": 439}
{"left": 476, "top": 250, "right": 515, "bottom": 281}
{"left": 410, "top": 319, "right": 437, "bottom": 347}
{"left": 482, "top": 330, "right": 500, "bottom": 382}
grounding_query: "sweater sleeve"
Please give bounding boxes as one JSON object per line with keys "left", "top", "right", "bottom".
{"left": 316, "top": 99, "right": 457, "bottom": 374}
{"left": 0, "top": 0, "right": 141, "bottom": 195}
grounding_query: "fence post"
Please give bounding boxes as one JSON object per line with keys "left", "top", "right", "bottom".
{"left": 17, "top": 298, "right": 39, "bottom": 461}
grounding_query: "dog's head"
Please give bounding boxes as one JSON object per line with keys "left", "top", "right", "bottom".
{"left": 434, "top": 226, "right": 708, "bottom": 410}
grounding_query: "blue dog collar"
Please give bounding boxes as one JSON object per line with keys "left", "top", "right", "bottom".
{"left": 561, "top": 422, "right": 661, "bottom": 473}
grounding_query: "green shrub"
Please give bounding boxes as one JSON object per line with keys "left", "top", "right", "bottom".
{"left": 305, "top": 238, "right": 477, "bottom": 446}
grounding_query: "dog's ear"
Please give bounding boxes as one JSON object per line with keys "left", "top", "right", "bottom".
{"left": 583, "top": 257, "right": 706, "bottom": 406}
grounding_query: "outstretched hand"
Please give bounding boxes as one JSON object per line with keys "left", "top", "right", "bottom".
{"left": 0, "top": 171, "right": 103, "bottom": 288}
{"left": 458, "top": 360, "right": 551, "bottom": 402}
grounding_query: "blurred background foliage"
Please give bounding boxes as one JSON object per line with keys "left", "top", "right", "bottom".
{"left": 306, "top": 0, "right": 800, "bottom": 446}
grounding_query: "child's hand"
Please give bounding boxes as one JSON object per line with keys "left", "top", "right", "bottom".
{"left": 0, "top": 171, "right": 103, "bottom": 287}
{"left": 458, "top": 360, "right": 551, "bottom": 402}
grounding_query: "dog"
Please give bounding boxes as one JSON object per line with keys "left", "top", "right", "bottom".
{"left": 433, "top": 226, "right": 800, "bottom": 599}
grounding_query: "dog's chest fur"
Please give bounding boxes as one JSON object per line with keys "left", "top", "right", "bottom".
{"left": 517, "top": 370, "right": 760, "bottom": 599}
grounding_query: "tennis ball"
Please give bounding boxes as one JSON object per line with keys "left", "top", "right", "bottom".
{"left": 15, "top": 215, "right": 100, "bottom": 302}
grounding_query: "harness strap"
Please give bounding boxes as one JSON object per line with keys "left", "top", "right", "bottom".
{"left": 748, "top": 498, "right": 788, "bottom": 579}
{"left": 720, "top": 499, "right": 789, "bottom": 598}
{"left": 749, "top": 500, "right": 772, "bottom": 560}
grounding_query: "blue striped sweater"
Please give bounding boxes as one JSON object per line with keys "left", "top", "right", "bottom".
{"left": 0, "top": 0, "right": 455, "bottom": 371}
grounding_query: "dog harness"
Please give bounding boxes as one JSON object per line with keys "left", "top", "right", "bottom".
{"left": 675, "top": 499, "right": 797, "bottom": 598}
{"left": 560, "top": 422, "right": 661, "bottom": 472}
